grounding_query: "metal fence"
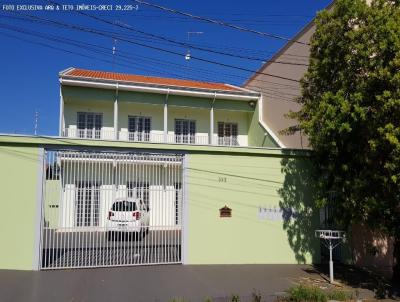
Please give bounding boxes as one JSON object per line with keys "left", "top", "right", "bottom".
{"left": 40, "top": 149, "right": 184, "bottom": 269}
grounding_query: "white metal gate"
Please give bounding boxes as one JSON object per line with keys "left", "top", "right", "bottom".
{"left": 40, "top": 149, "right": 184, "bottom": 269}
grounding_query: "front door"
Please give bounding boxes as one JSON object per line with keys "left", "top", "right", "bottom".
{"left": 75, "top": 181, "right": 100, "bottom": 227}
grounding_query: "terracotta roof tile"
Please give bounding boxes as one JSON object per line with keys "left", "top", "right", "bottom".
{"left": 63, "top": 68, "right": 241, "bottom": 92}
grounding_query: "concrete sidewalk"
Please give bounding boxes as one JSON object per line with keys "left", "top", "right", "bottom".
{"left": 0, "top": 264, "right": 371, "bottom": 302}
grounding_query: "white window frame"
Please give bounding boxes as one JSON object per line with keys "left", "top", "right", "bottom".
{"left": 175, "top": 119, "right": 196, "bottom": 144}
{"left": 128, "top": 116, "right": 151, "bottom": 142}
{"left": 77, "top": 112, "right": 103, "bottom": 139}
{"left": 217, "top": 122, "right": 239, "bottom": 146}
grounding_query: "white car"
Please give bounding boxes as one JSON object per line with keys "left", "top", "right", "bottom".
{"left": 106, "top": 198, "right": 150, "bottom": 240}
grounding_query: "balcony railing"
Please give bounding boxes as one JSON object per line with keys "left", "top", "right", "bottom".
{"left": 62, "top": 128, "right": 241, "bottom": 147}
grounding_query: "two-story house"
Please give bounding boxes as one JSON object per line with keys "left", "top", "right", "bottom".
{"left": 0, "top": 67, "right": 318, "bottom": 271}
{"left": 59, "top": 67, "right": 282, "bottom": 148}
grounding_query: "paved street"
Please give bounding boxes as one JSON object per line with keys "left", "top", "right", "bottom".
{"left": 0, "top": 264, "right": 375, "bottom": 302}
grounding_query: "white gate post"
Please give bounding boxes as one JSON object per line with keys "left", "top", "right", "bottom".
{"left": 114, "top": 84, "right": 119, "bottom": 140}
{"left": 33, "top": 148, "right": 45, "bottom": 270}
{"left": 329, "top": 242, "right": 334, "bottom": 283}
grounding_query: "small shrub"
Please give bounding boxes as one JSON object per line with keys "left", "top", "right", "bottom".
{"left": 169, "top": 298, "right": 188, "bottom": 302}
{"left": 204, "top": 298, "right": 213, "bottom": 302}
{"left": 374, "top": 279, "right": 388, "bottom": 299}
{"left": 252, "top": 289, "right": 262, "bottom": 302}
{"left": 287, "top": 285, "right": 327, "bottom": 302}
{"left": 327, "top": 290, "right": 353, "bottom": 301}
{"left": 230, "top": 294, "right": 240, "bottom": 302}
{"left": 286, "top": 285, "right": 352, "bottom": 302}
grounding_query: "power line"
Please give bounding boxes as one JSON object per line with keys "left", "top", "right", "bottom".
{"left": 2, "top": 11, "right": 301, "bottom": 83}
{"left": 0, "top": 29, "right": 300, "bottom": 104}
{"left": 63, "top": 7, "right": 309, "bottom": 66}
{"left": 0, "top": 12, "right": 311, "bottom": 61}
{"left": 132, "top": 0, "right": 311, "bottom": 46}
{"left": 0, "top": 28, "right": 188, "bottom": 79}
{"left": 0, "top": 14, "right": 302, "bottom": 90}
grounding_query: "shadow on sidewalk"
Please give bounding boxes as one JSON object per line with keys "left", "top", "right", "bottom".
{"left": 303, "top": 264, "right": 399, "bottom": 299}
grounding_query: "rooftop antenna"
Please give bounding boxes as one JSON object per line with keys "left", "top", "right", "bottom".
{"left": 185, "top": 31, "right": 203, "bottom": 61}
{"left": 112, "top": 38, "right": 117, "bottom": 71}
{"left": 34, "top": 110, "right": 39, "bottom": 136}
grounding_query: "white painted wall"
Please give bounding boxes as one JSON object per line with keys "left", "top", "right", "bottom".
{"left": 59, "top": 162, "right": 182, "bottom": 230}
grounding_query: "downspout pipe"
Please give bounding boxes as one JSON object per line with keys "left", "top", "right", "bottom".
{"left": 210, "top": 92, "right": 216, "bottom": 145}
{"left": 59, "top": 80, "right": 64, "bottom": 137}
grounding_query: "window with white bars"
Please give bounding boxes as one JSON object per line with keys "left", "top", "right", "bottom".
{"left": 175, "top": 119, "right": 196, "bottom": 144}
{"left": 127, "top": 181, "right": 150, "bottom": 207}
{"left": 128, "top": 116, "right": 151, "bottom": 142}
{"left": 77, "top": 112, "right": 102, "bottom": 139}
{"left": 75, "top": 181, "right": 100, "bottom": 227}
{"left": 217, "top": 122, "right": 238, "bottom": 146}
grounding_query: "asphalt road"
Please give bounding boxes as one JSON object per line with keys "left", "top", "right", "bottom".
{"left": 0, "top": 264, "right": 324, "bottom": 302}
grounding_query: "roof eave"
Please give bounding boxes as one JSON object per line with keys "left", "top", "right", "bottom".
{"left": 59, "top": 75, "right": 260, "bottom": 101}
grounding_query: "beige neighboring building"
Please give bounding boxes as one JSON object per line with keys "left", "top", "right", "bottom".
{"left": 244, "top": 3, "right": 336, "bottom": 149}
{"left": 244, "top": 1, "right": 394, "bottom": 278}
{"left": 243, "top": 21, "right": 315, "bottom": 149}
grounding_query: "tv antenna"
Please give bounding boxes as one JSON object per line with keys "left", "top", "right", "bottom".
{"left": 34, "top": 110, "right": 39, "bottom": 135}
{"left": 185, "top": 31, "right": 203, "bottom": 61}
{"left": 112, "top": 38, "right": 117, "bottom": 71}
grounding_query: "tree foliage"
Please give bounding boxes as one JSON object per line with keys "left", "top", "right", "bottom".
{"left": 288, "top": 0, "right": 400, "bottom": 280}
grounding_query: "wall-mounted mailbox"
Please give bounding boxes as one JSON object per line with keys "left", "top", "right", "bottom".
{"left": 219, "top": 205, "right": 232, "bottom": 218}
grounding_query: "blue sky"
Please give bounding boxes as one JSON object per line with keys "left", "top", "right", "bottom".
{"left": 0, "top": 0, "right": 331, "bottom": 136}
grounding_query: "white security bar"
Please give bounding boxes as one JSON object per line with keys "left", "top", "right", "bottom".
{"left": 40, "top": 150, "right": 184, "bottom": 269}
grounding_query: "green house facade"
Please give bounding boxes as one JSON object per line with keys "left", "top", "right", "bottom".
{"left": 0, "top": 68, "right": 320, "bottom": 270}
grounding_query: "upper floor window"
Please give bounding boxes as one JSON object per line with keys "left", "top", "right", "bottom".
{"left": 128, "top": 116, "right": 151, "bottom": 142}
{"left": 175, "top": 119, "right": 196, "bottom": 144}
{"left": 218, "top": 122, "right": 238, "bottom": 146}
{"left": 77, "top": 112, "right": 102, "bottom": 139}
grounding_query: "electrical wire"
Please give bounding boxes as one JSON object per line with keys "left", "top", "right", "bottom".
{"left": 1, "top": 11, "right": 302, "bottom": 83}
{"left": 132, "top": 0, "right": 311, "bottom": 46}
{"left": 60, "top": 7, "right": 309, "bottom": 66}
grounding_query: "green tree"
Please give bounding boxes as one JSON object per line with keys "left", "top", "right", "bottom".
{"left": 287, "top": 0, "right": 400, "bottom": 281}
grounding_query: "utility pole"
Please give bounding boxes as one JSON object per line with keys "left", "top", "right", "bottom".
{"left": 34, "top": 110, "right": 39, "bottom": 136}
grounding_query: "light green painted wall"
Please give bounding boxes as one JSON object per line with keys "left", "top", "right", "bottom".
{"left": 118, "top": 102, "right": 164, "bottom": 133}
{"left": 168, "top": 95, "right": 212, "bottom": 109}
{"left": 61, "top": 86, "right": 280, "bottom": 147}
{"left": 118, "top": 90, "right": 164, "bottom": 105}
{"left": 64, "top": 99, "right": 114, "bottom": 130}
{"left": 0, "top": 136, "right": 315, "bottom": 270}
{"left": 168, "top": 106, "right": 210, "bottom": 136}
{"left": 0, "top": 135, "right": 289, "bottom": 155}
{"left": 186, "top": 153, "right": 320, "bottom": 264}
{"left": 62, "top": 86, "right": 114, "bottom": 103}
{"left": 214, "top": 99, "right": 254, "bottom": 112}
{"left": 248, "top": 102, "right": 279, "bottom": 148}
{"left": 0, "top": 146, "right": 40, "bottom": 270}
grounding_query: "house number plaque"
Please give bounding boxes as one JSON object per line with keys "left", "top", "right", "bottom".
{"left": 219, "top": 205, "right": 232, "bottom": 218}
